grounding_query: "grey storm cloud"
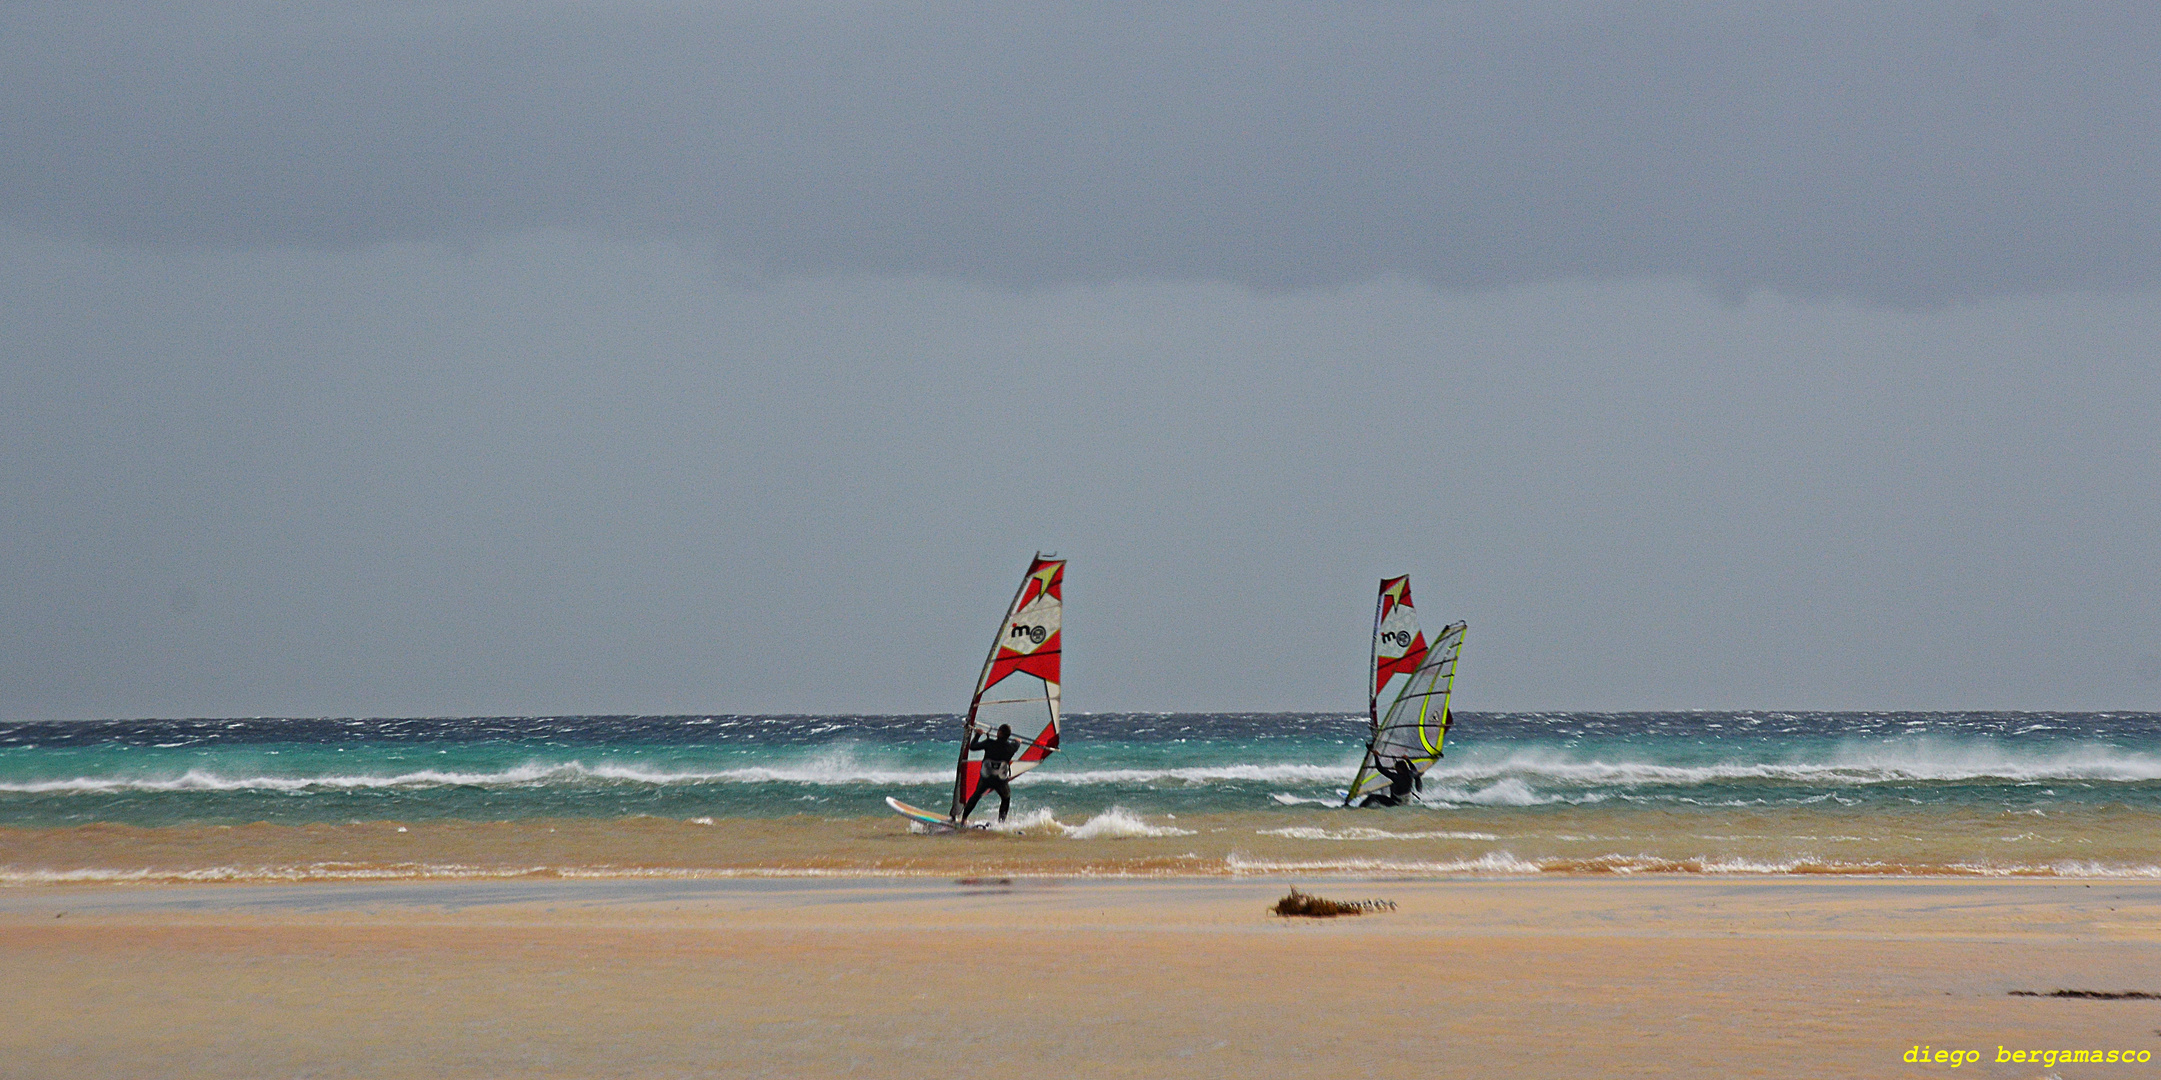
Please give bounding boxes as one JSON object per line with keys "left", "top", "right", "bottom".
{"left": 5, "top": 3, "right": 2160, "bottom": 720}
{"left": 4, "top": 1, "right": 2158, "bottom": 304}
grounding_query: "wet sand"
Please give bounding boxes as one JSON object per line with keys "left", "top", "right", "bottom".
{"left": 4, "top": 877, "right": 2159, "bottom": 1078}
{"left": 9, "top": 803, "right": 2161, "bottom": 883}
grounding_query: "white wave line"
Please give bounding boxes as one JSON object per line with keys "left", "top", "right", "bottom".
{"left": 1027, "top": 764, "right": 1354, "bottom": 784}
{"left": 0, "top": 761, "right": 957, "bottom": 793}
{"left": 1426, "top": 748, "right": 2161, "bottom": 786}
{"left": 1256, "top": 827, "right": 1501, "bottom": 841}
{"left": 0, "top": 760, "right": 1364, "bottom": 794}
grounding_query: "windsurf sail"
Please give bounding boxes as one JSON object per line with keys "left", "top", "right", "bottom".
{"left": 1348, "top": 582, "right": 1465, "bottom": 804}
{"left": 948, "top": 554, "right": 1064, "bottom": 821}
{"left": 1369, "top": 575, "right": 1428, "bottom": 733}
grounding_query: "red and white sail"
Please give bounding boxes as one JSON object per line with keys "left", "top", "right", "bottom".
{"left": 949, "top": 554, "right": 1064, "bottom": 820}
{"left": 1369, "top": 575, "right": 1428, "bottom": 732}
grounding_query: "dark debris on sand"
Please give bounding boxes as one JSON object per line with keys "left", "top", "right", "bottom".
{"left": 2009, "top": 990, "right": 2161, "bottom": 1000}
{"left": 1270, "top": 889, "right": 1396, "bottom": 918}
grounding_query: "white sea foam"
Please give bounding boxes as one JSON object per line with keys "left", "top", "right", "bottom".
{"left": 1268, "top": 793, "right": 1342, "bottom": 806}
{"left": 1427, "top": 739, "right": 2161, "bottom": 788}
{"left": 6, "top": 734, "right": 2156, "bottom": 804}
{"left": 1035, "top": 763, "right": 1355, "bottom": 785}
{"left": 0, "top": 756, "right": 954, "bottom": 794}
{"left": 984, "top": 807, "right": 1062, "bottom": 834}
{"left": 964, "top": 807, "right": 1198, "bottom": 839}
{"left": 1946, "top": 860, "right": 2161, "bottom": 879}
{"left": 0, "top": 862, "right": 544, "bottom": 885}
{"left": 1257, "top": 827, "right": 1500, "bottom": 841}
{"left": 1224, "top": 851, "right": 1548, "bottom": 876}
{"left": 8, "top": 853, "right": 2161, "bottom": 885}
{"left": 1459, "top": 778, "right": 1546, "bottom": 806}
{"left": 2043, "top": 861, "right": 2161, "bottom": 878}
{"left": 1059, "top": 807, "right": 1196, "bottom": 839}
{"left": 0, "top": 756, "right": 1369, "bottom": 795}
{"left": 1688, "top": 856, "right": 1872, "bottom": 874}
{"left": 1416, "top": 778, "right": 1598, "bottom": 807}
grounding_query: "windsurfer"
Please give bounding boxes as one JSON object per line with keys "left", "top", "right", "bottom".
{"left": 962, "top": 723, "right": 1020, "bottom": 821}
{"left": 1360, "top": 755, "right": 1423, "bottom": 808}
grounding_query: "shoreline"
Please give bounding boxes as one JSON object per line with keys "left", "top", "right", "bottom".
{"left": 9, "top": 805, "right": 2161, "bottom": 885}
{"left": 11, "top": 877, "right": 2161, "bottom": 952}
{"left": 21, "top": 859, "right": 2161, "bottom": 885}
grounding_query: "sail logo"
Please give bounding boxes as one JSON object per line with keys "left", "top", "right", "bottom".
{"left": 1011, "top": 624, "right": 1048, "bottom": 645}
{"left": 1380, "top": 630, "right": 1415, "bottom": 648}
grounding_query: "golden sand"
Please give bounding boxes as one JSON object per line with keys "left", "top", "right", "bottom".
{"left": 3, "top": 877, "right": 2158, "bottom": 1078}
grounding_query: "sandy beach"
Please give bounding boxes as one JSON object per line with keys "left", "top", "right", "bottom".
{"left": 4, "top": 876, "right": 2158, "bottom": 1079}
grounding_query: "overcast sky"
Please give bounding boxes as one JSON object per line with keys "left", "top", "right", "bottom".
{"left": 4, "top": 2, "right": 2158, "bottom": 718}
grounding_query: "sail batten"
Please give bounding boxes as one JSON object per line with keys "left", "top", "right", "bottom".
{"left": 948, "top": 554, "right": 1065, "bottom": 821}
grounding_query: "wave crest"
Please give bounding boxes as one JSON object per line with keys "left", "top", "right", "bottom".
{"left": 1431, "top": 740, "right": 2161, "bottom": 787}
{"left": 1059, "top": 807, "right": 1197, "bottom": 839}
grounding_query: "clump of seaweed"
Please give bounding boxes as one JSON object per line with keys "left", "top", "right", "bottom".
{"left": 1272, "top": 889, "right": 1394, "bottom": 918}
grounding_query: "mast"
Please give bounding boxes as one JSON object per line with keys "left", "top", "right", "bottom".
{"left": 1369, "top": 580, "right": 1386, "bottom": 732}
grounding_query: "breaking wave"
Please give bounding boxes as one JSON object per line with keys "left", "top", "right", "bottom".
{"left": 1035, "top": 763, "right": 1355, "bottom": 785}
{"left": 1058, "top": 806, "right": 1196, "bottom": 839}
{"left": 1268, "top": 793, "right": 1338, "bottom": 806}
{"left": 1257, "top": 826, "right": 1500, "bottom": 841}
{"left": 0, "top": 756, "right": 954, "bottom": 794}
{"left": 0, "top": 757, "right": 1368, "bottom": 796}
{"left": 1226, "top": 851, "right": 1550, "bottom": 875}
{"left": 1429, "top": 740, "right": 2161, "bottom": 787}
{"left": 898, "top": 806, "right": 1196, "bottom": 839}
{"left": 1420, "top": 777, "right": 1591, "bottom": 806}
{"left": 7, "top": 738, "right": 2154, "bottom": 801}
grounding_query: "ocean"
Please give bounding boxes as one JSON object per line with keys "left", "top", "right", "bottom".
{"left": 4, "top": 712, "right": 2159, "bottom": 882}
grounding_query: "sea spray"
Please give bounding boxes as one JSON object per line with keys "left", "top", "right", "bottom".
{"left": 1059, "top": 807, "right": 1196, "bottom": 839}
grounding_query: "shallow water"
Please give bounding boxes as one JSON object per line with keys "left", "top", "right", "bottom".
{"left": 3, "top": 712, "right": 2158, "bottom": 880}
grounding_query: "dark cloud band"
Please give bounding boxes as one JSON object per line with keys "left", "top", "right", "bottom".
{"left": 6, "top": 3, "right": 2156, "bottom": 304}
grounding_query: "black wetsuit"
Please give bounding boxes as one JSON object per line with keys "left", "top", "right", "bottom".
{"left": 962, "top": 731, "right": 1021, "bottom": 821}
{"left": 1359, "top": 758, "right": 1422, "bottom": 808}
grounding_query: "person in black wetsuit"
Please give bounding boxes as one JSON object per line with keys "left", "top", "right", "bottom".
{"left": 1359, "top": 755, "right": 1423, "bottom": 808}
{"left": 962, "top": 723, "right": 1021, "bottom": 822}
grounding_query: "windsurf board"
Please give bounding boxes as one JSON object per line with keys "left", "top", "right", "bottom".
{"left": 886, "top": 796, "right": 986, "bottom": 831}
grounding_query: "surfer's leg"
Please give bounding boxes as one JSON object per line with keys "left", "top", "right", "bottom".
{"left": 993, "top": 777, "right": 1011, "bottom": 820}
{"left": 961, "top": 785, "right": 986, "bottom": 821}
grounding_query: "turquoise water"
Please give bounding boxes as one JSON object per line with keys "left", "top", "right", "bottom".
{"left": 4, "top": 712, "right": 2158, "bottom": 828}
